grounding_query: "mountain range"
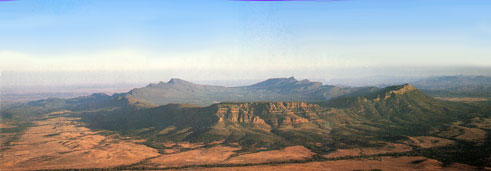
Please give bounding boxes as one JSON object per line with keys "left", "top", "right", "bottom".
{"left": 80, "top": 83, "right": 489, "bottom": 147}
{"left": 1, "top": 77, "right": 490, "bottom": 169}
{"left": 116, "top": 77, "right": 354, "bottom": 106}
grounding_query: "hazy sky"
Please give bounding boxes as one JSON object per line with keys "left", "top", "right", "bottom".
{"left": 1, "top": 0, "right": 491, "bottom": 84}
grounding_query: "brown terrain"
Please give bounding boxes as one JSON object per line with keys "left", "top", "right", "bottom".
{"left": 434, "top": 97, "right": 489, "bottom": 102}
{"left": 145, "top": 145, "right": 241, "bottom": 168}
{"left": 2, "top": 85, "right": 489, "bottom": 171}
{"left": 222, "top": 146, "right": 314, "bottom": 164}
{"left": 0, "top": 112, "right": 160, "bottom": 170}
{"left": 0, "top": 123, "right": 16, "bottom": 128}
{"left": 324, "top": 143, "right": 412, "bottom": 158}
{"left": 0, "top": 110, "right": 480, "bottom": 170}
{"left": 187, "top": 156, "right": 478, "bottom": 171}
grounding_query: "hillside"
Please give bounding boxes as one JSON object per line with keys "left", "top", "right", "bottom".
{"left": 126, "top": 77, "right": 353, "bottom": 106}
{"left": 1, "top": 77, "right": 347, "bottom": 120}
{"left": 321, "top": 84, "right": 488, "bottom": 140}
{"left": 82, "top": 101, "right": 332, "bottom": 151}
{"left": 81, "top": 84, "right": 491, "bottom": 164}
{"left": 0, "top": 92, "right": 155, "bottom": 121}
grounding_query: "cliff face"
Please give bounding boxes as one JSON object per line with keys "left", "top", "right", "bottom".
{"left": 382, "top": 84, "right": 417, "bottom": 100}
{"left": 214, "top": 102, "right": 322, "bottom": 129}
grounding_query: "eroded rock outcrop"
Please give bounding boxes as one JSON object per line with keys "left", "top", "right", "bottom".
{"left": 214, "top": 102, "right": 322, "bottom": 128}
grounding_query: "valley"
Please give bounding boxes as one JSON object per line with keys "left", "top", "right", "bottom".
{"left": 1, "top": 78, "right": 490, "bottom": 170}
{"left": 0, "top": 113, "right": 482, "bottom": 170}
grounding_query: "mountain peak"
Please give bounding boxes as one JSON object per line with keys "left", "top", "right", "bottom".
{"left": 384, "top": 83, "right": 416, "bottom": 94}
{"left": 401, "top": 83, "right": 416, "bottom": 90}
{"left": 143, "top": 78, "right": 195, "bottom": 88}
{"left": 250, "top": 77, "right": 300, "bottom": 88}
{"left": 167, "top": 78, "right": 193, "bottom": 85}
{"left": 378, "top": 83, "right": 418, "bottom": 100}
{"left": 323, "top": 83, "right": 431, "bottom": 110}
{"left": 128, "top": 77, "right": 342, "bottom": 106}
{"left": 90, "top": 93, "right": 110, "bottom": 97}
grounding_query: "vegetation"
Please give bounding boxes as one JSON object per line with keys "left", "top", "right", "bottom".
{"left": 1, "top": 81, "right": 490, "bottom": 168}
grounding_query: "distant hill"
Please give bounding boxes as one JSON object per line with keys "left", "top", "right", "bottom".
{"left": 411, "top": 75, "right": 491, "bottom": 98}
{"left": 126, "top": 77, "right": 354, "bottom": 106}
{"left": 0, "top": 77, "right": 353, "bottom": 120}
{"left": 0, "top": 92, "right": 156, "bottom": 120}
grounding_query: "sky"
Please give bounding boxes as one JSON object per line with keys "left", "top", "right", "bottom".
{"left": 1, "top": 0, "right": 491, "bottom": 86}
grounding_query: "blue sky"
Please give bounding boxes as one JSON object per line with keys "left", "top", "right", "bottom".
{"left": 0, "top": 0, "right": 490, "bottom": 83}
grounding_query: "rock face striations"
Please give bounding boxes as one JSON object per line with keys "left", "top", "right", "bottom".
{"left": 214, "top": 102, "right": 322, "bottom": 128}
{"left": 82, "top": 100, "right": 332, "bottom": 149}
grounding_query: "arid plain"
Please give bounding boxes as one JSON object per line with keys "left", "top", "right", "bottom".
{"left": 0, "top": 110, "right": 483, "bottom": 170}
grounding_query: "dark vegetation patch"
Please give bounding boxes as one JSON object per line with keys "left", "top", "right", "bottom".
{"left": 43, "top": 133, "right": 60, "bottom": 137}
{"left": 410, "top": 159, "right": 427, "bottom": 164}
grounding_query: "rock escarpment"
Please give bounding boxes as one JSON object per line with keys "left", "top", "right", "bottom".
{"left": 213, "top": 102, "right": 324, "bottom": 129}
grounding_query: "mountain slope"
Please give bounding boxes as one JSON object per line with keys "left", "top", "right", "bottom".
{"left": 0, "top": 77, "right": 353, "bottom": 120}
{"left": 82, "top": 101, "right": 332, "bottom": 151}
{"left": 81, "top": 84, "right": 490, "bottom": 153}
{"left": 3, "top": 82, "right": 490, "bottom": 167}
{"left": 126, "top": 77, "right": 353, "bottom": 106}
{"left": 319, "top": 84, "right": 491, "bottom": 148}
{"left": 322, "top": 84, "right": 463, "bottom": 127}
{"left": 0, "top": 92, "right": 156, "bottom": 121}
